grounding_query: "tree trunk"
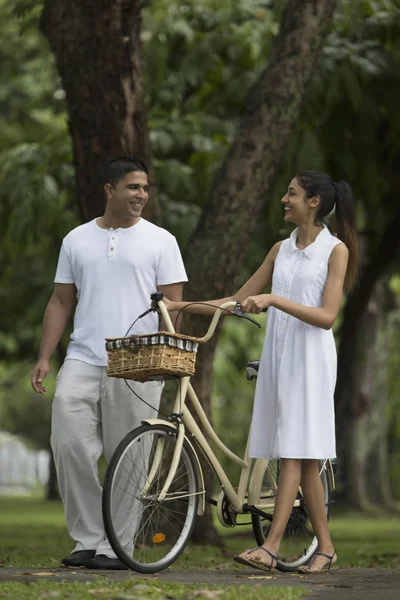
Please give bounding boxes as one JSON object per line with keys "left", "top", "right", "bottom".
{"left": 343, "top": 280, "right": 399, "bottom": 512}
{"left": 40, "top": 0, "right": 160, "bottom": 223}
{"left": 335, "top": 198, "right": 400, "bottom": 507}
{"left": 361, "top": 281, "right": 398, "bottom": 511}
{"left": 343, "top": 290, "right": 379, "bottom": 511}
{"left": 185, "top": 0, "right": 338, "bottom": 543}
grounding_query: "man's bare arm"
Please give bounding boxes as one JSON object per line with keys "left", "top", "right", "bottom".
{"left": 31, "top": 283, "right": 76, "bottom": 393}
{"left": 158, "top": 282, "right": 184, "bottom": 332}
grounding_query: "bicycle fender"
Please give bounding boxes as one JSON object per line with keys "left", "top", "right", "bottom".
{"left": 142, "top": 417, "right": 177, "bottom": 429}
{"left": 141, "top": 418, "right": 205, "bottom": 516}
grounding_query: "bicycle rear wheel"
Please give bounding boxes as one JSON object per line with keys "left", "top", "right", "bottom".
{"left": 103, "top": 423, "right": 200, "bottom": 573}
{"left": 251, "top": 459, "right": 332, "bottom": 571}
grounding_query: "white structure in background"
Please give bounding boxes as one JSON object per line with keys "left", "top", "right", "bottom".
{"left": 0, "top": 430, "right": 50, "bottom": 495}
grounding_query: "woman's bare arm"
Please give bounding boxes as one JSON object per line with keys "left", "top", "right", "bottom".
{"left": 163, "top": 241, "right": 283, "bottom": 317}
{"left": 241, "top": 243, "right": 349, "bottom": 330}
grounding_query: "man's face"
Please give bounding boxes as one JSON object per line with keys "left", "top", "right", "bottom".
{"left": 105, "top": 171, "right": 149, "bottom": 221}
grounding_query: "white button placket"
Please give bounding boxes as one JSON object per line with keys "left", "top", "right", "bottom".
{"left": 276, "top": 252, "right": 301, "bottom": 362}
{"left": 108, "top": 230, "right": 118, "bottom": 261}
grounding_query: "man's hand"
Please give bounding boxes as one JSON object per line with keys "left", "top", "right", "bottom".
{"left": 31, "top": 359, "right": 50, "bottom": 393}
{"left": 241, "top": 294, "right": 272, "bottom": 314}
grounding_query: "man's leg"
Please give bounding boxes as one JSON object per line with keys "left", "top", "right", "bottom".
{"left": 51, "top": 359, "right": 104, "bottom": 555}
{"left": 95, "top": 375, "right": 162, "bottom": 558}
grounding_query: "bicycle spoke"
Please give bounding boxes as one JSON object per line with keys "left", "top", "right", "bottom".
{"left": 103, "top": 425, "right": 199, "bottom": 573}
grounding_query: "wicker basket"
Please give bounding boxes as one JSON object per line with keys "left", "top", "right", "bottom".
{"left": 105, "top": 331, "right": 200, "bottom": 382}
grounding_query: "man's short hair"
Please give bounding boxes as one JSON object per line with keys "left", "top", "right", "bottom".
{"left": 105, "top": 157, "right": 149, "bottom": 186}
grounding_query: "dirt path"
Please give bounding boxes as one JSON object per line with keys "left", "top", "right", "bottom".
{"left": 1, "top": 566, "right": 400, "bottom": 599}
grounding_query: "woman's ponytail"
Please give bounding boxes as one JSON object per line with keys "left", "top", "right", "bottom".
{"left": 297, "top": 171, "right": 359, "bottom": 291}
{"left": 334, "top": 180, "right": 359, "bottom": 290}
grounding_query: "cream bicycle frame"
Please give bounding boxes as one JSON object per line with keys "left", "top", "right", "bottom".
{"left": 144, "top": 299, "right": 334, "bottom": 522}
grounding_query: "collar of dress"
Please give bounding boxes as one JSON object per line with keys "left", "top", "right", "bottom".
{"left": 289, "top": 224, "right": 329, "bottom": 259}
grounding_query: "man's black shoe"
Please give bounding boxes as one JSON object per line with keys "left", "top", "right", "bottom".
{"left": 61, "top": 550, "right": 96, "bottom": 567}
{"left": 85, "top": 554, "right": 129, "bottom": 570}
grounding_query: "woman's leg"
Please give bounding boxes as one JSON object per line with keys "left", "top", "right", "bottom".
{"left": 238, "top": 458, "right": 302, "bottom": 566}
{"left": 300, "top": 460, "right": 336, "bottom": 570}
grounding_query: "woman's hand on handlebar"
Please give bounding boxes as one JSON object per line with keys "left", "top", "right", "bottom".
{"left": 161, "top": 296, "right": 178, "bottom": 312}
{"left": 241, "top": 294, "right": 272, "bottom": 314}
{"left": 162, "top": 296, "right": 171, "bottom": 310}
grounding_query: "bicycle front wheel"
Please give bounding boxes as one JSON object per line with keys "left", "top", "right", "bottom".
{"left": 251, "top": 459, "right": 332, "bottom": 571}
{"left": 103, "top": 424, "right": 200, "bottom": 573}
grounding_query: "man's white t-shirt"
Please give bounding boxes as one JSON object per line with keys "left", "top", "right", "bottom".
{"left": 55, "top": 218, "right": 188, "bottom": 366}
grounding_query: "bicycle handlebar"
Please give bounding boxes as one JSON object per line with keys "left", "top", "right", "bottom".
{"left": 149, "top": 292, "right": 261, "bottom": 343}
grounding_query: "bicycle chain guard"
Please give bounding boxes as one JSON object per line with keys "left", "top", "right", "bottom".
{"left": 216, "top": 490, "right": 237, "bottom": 527}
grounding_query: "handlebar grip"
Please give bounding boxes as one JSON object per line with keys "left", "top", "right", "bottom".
{"left": 150, "top": 292, "right": 164, "bottom": 302}
{"left": 233, "top": 303, "right": 261, "bottom": 328}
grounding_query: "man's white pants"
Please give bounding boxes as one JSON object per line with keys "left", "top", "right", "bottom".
{"left": 51, "top": 359, "right": 162, "bottom": 557}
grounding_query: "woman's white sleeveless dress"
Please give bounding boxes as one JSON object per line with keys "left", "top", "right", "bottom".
{"left": 249, "top": 225, "right": 342, "bottom": 459}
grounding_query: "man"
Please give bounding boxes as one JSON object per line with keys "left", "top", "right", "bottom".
{"left": 31, "top": 157, "right": 187, "bottom": 570}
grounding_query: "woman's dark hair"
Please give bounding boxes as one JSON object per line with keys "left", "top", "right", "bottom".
{"left": 105, "top": 156, "right": 149, "bottom": 187}
{"left": 296, "top": 170, "right": 359, "bottom": 290}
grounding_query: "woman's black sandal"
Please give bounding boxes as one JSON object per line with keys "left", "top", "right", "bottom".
{"left": 298, "top": 551, "right": 336, "bottom": 573}
{"left": 234, "top": 546, "right": 279, "bottom": 572}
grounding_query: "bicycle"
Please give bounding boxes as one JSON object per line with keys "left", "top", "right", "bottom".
{"left": 102, "top": 292, "right": 335, "bottom": 574}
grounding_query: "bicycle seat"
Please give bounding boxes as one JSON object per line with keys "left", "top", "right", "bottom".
{"left": 246, "top": 360, "right": 260, "bottom": 381}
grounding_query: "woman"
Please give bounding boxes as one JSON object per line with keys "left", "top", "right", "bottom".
{"left": 164, "top": 171, "right": 358, "bottom": 574}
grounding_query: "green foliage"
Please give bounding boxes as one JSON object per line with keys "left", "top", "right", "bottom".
{"left": 0, "top": 0, "right": 77, "bottom": 360}
{"left": 9, "top": 0, "right": 42, "bottom": 20}
{"left": 268, "top": 0, "right": 400, "bottom": 243}
{"left": 142, "top": 0, "right": 280, "bottom": 245}
{"left": 0, "top": 138, "right": 77, "bottom": 359}
{"left": 0, "top": 0, "right": 63, "bottom": 150}
{"left": 0, "top": 362, "right": 58, "bottom": 449}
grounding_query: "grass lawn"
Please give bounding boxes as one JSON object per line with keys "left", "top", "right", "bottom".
{"left": 0, "top": 580, "right": 305, "bottom": 600}
{"left": 1, "top": 496, "right": 399, "bottom": 599}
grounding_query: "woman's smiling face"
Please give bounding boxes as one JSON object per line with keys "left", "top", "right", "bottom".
{"left": 281, "top": 178, "right": 318, "bottom": 225}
